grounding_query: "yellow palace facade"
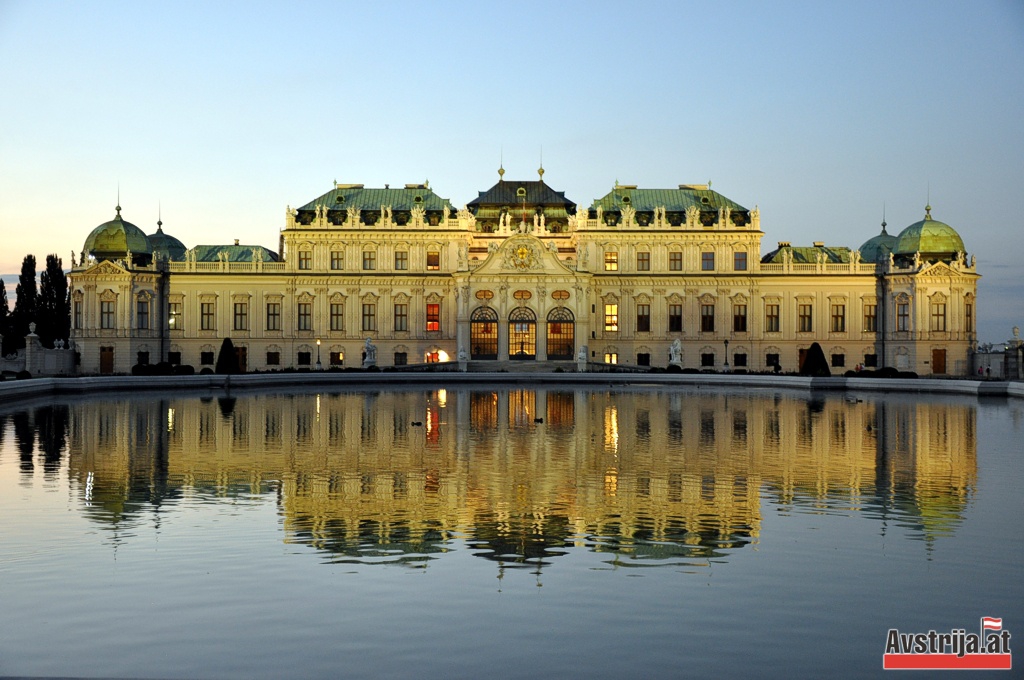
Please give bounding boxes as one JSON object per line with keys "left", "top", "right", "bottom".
{"left": 68, "top": 170, "right": 979, "bottom": 375}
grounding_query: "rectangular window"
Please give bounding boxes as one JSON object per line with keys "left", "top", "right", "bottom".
{"left": 637, "top": 353, "right": 650, "bottom": 366}
{"left": 766, "top": 353, "right": 780, "bottom": 368}
{"left": 330, "top": 303, "right": 344, "bottom": 331}
{"left": 394, "top": 352, "right": 407, "bottom": 366}
{"left": 100, "top": 300, "right": 115, "bottom": 329}
{"left": 136, "top": 299, "right": 149, "bottom": 330}
{"left": 298, "top": 251, "right": 312, "bottom": 270}
{"left": 734, "top": 353, "right": 748, "bottom": 367}
{"left": 831, "top": 304, "right": 846, "bottom": 332}
{"left": 930, "top": 303, "right": 947, "bottom": 331}
{"left": 330, "top": 251, "right": 344, "bottom": 270}
{"left": 137, "top": 351, "right": 149, "bottom": 366}
{"left": 798, "top": 304, "right": 813, "bottom": 333}
{"left": 330, "top": 351, "right": 343, "bottom": 366}
{"left": 604, "top": 352, "right": 618, "bottom": 364}
{"left": 669, "top": 252, "right": 682, "bottom": 271}
{"left": 734, "top": 252, "right": 747, "bottom": 271}
{"left": 200, "top": 351, "right": 214, "bottom": 365}
{"left": 74, "top": 300, "right": 82, "bottom": 329}
{"left": 897, "top": 303, "right": 910, "bottom": 332}
{"left": 297, "top": 303, "right": 311, "bottom": 331}
{"left": 169, "top": 302, "right": 182, "bottom": 332}
{"left": 701, "top": 304, "right": 715, "bottom": 332}
{"left": 733, "top": 304, "right": 747, "bottom": 332}
{"left": 864, "top": 353, "right": 878, "bottom": 368}
{"left": 266, "top": 351, "right": 280, "bottom": 366}
{"left": 201, "top": 302, "right": 215, "bottom": 331}
{"left": 394, "top": 303, "right": 408, "bottom": 332}
{"left": 605, "top": 251, "right": 618, "bottom": 271}
{"left": 864, "top": 304, "right": 877, "bottom": 332}
{"left": 297, "top": 352, "right": 311, "bottom": 366}
{"left": 426, "top": 303, "right": 440, "bottom": 332}
{"left": 266, "top": 302, "right": 281, "bottom": 331}
{"left": 363, "top": 251, "right": 376, "bottom": 270}
{"left": 831, "top": 354, "right": 845, "bottom": 368}
{"left": 766, "top": 304, "right": 780, "bottom": 333}
{"left": 394, "top": 251, "right": 408, "bottom": 270}
{"left": 668, "top": 304, "right": 683, "bottom": 333}
{"left": 636, "top": 251, "right": 650, "bottom": 271}
{"left": 604, "top": 304, "right": 619, "bottom": 332}
{"left": 168, "top": 351, "right": 181, "bottom": 365}
{"left": 233, "top": 302, "right": 248, "bottom": 331}
{"left": 636, "top": 304, "right": 650, "bottom": 332}
{"left": 362, "top": 303, "right": 376, "bottom": 331}
{"left": 701, "top": 353, "right": 715, "bottom": 367}
{"left": 965, "top": 303, "right": 973, "bottom": 333}
{"left": 701, "top": 251, "right": 715, "bottom": 271}
{"left": 426, "top": 251, "right": 440, "bottom": 270}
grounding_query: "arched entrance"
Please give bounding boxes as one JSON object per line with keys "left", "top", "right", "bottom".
{"left": 546, "top": 307, "right": 575, "bottom": 360}
{"left": 508, "top": 307, "right": 536, "bottom": 360}
{"left": 470, "top": 307, "right": 499, "bottom": 360}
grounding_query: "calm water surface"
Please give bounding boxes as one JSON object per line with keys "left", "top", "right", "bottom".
{"left": 0, "top": 386, "right": 1021, "bottom": 679}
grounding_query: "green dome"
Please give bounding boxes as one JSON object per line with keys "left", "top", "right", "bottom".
{"left": 894, "top": 207, "right": 965, "bottom": 258}
{"left": 83, "top": 207, "right": 153, "bottom": 263}
{"left": 859, "top": 222, "right": 898, "bottom": 263}
{"left": 148, "top": 222, "right": 187, "bottom": 261}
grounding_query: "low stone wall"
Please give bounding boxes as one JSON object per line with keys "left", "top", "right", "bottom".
{"left": 1, "top": 372, "right": 1022, "bottom": 405}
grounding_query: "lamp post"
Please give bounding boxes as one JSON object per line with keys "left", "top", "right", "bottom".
{"left": 316, "top": 338, "right": 322, "bottom": 371}
{"left": 723, "top": 339, "right": 730, "bottom": 370}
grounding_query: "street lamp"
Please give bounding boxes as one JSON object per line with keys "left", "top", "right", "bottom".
{"left": 316, "top": 338, "right": 322, "bottom": 370}
{"left": 723, "top": 339, "right": 730, "bottom": 370}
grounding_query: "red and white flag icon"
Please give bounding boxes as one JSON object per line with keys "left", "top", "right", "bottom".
{"left": 982, "top": 617, "right": 1002, "bottom": 631}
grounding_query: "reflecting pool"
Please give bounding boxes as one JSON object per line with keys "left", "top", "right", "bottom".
{"left": 0, "top": 386, "right": 1021, "bottom": 679}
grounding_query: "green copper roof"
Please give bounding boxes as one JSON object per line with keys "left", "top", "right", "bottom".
{"left": 858, "top": 224, "right": 898, "bottom": 263}
{"left": 298, "top": 184, "right": 454, "bottom": 214}
{"left": 189, "top": 245, "right": 279, "bottom": 262}
{"left": 893, "top": 209, "right": 965, "bottom": 256}
{"left": 590, "top": 185, "right": 748, "bottom": 213}
{"left": 761, "top": 244, "right": 853, "bottom": 264}
{"left": 83, "top": 207, "right": 153, "bottom": 259}
{"left": 148, "top": 224, "right": 187, "bottom": 261}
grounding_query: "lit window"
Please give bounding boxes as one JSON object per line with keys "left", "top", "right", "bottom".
{"left": 427, "top": 251, "right": 440, "bottom": 270}
{"left": 426, "top": 303, "right": 440, "bottom": 332}
{"left": 605, "top": 251, "right": 618, "bottom": 271}
{"left": 604, "top": 352, "right": 618, "bottom": 364}
{"left": 604, "top": 304, "right": 619, "bottom": 331}
{"left": 330, "top": 351, "right": 344, "bottom": 366}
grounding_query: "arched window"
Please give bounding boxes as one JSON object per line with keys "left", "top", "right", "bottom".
{"left": 508, "top": 307, "right": 537, "bottom": 360}
{"left": 470, "top": 307, "right": 499, "bottom": 360}
{"left": 546, "top": 307, "right": 575, "bottom": 360}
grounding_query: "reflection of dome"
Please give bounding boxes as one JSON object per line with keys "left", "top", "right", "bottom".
{"left": 893, "top": 206, "right": 965, "bottom": 260}
{"left": 83, "top": 206, "right": 153, "bottom": 265}
{"left": 859, "top": 221, "right": 898, "bottom": 263}
{"left": 148, "top": 220, "right": 187, "bottom": 261}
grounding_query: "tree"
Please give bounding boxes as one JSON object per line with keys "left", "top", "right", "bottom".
{"left": 215, "top": 337, "right": 239, "bottom": 374}
{"left": 800, "top": 342, "right": 832, "bottom": 377}
{"left": 0, "top": 278, "right": 10, "bottom": 355}
{"left": 36, "top": 254, "right": 70, "bottom": 348}
{"left": 10, "top": 255, "right": 37, "bottom": 350}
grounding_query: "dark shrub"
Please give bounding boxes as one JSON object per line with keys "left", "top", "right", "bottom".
{"left": 199, "top": 367, "right": 214, "bottom": 375}
{"left": 155, "top": 361, "right": 174, "bottom": 375}
{"left": 215, "top": 338, "right": 239, "bottom": 374}
{"left": 16, "top": 370, "right": 32, "bottom": 380}
{"left": 682, "top": 367, "right": 699, "bottom": 374}
{"left": 898, "top": 371, "right": 918, "bottom": 379}
{"left": 131, "top": 364, "right": 152, "bottom": 376}
{"left": 174, "top": 364, "right": 195, "bottom": 375}
{"left": 800, "top": 343, "right": 831, "bottom": 377}
{"left": 877, "top": 366, "right": 899, "bottom": 378}
{"left": 667, "top": 364, "right": 682, "bottom": 373}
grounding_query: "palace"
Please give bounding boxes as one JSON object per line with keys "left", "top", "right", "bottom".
{"left": 68, "top": 169, "right": 979, "bottom": 375}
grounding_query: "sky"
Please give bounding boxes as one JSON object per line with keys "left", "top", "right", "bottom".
{"left": 0, "top": 0, "right": 1021, "bottom": 342}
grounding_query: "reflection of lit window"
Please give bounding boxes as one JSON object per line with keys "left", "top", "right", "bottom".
{"left": 604, "top": 405, "right": 619, "bottom": 453}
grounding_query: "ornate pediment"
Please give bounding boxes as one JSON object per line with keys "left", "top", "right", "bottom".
{"left": 79, "top": 260, "right": 130, "bottom": 278}
{"left": 472, "top": 235, "right": 575, "bottom": 277}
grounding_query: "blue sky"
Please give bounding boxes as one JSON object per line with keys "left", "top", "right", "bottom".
{"left": 1, "top": 0, "right": 1021, "bottom": 342}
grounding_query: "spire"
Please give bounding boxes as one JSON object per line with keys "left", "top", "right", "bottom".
{"left": 498, "top": 148, "right": 505, "bottom": 180}
{"left": 925, "top": 184, "right": 932, "bottom": 220}
{"left": 881, "top": 203, "right": 887, "bottom": 234}
{"left": 157, "top": 202, "right": 163, "bottom": 232}
{"left": 538, "top": 146, "right": 544, "bottom": 181}
{"left": 116, "top": 183, "right": 121, "bottom": 218}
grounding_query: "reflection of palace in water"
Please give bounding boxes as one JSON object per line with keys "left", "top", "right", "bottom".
{"left": 2, "top": 388, "right": 978, "bottom": 565}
